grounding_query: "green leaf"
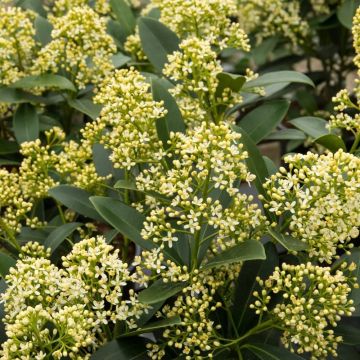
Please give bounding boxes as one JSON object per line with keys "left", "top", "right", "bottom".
{"left": 19, "top": 0, "right": 46, "bottom": 16}
{"left": 315, "top": 134, "right": 347, "bottom": 152}
{"left": 337, "top": 0, "right": 360, "bottom": 29}
{"left": 39, "top": 115, "right": 62, "bottom": 131}
{"left": 110, "top": 0, "right": 136, "bottom": 36}
{"left": 232, "top": 243, "right": 278, "bottom": 333}
{"left": 112, "top": 52, "right": 131, "bottom": 68}
{"left": 263, "top": 156, "right": 277, "bottom": 176}
{"left": 0, "top": 252, "right": 16, "bottom": 277}
{"left": 268, "top": 229, "right": 308, "bottom": 252}
{"left": 216, "top": 73, "right": 247, "bottom": 96}
{"left": 288, "top": 116, "right": 328, "bottom": 139}
{"left": 266, "top": 129, "right": 306, "bottom": 141}
{"left": 138, "top": 17, "right": 180, "bottom": 71}
{"left": 44, "top": 222, "right": 81, "bottom": 253}
{"left": 49, "top": 185, "right": 102, "bottom": 220}
{"left": 335, "top": 324, "right": 360, "bottom": 345}
{"left": 251, "top": 37, "right": 279, "bottom": 66}
{"left": 120, "top": 316, "right": 181, "bottom": 337}
{"left": 139, "top": 280, "right": 187, "bottom": 305}
{"left": 92, "top": 144, "right": 114, "bottom": 177}
{"left": 152, "top": 78, "right": 185, "bottom": 146}
{"left": 0, "top": 87, "right": 33, "bottom": 103}
{"left": 11, "top": 74, "right": 76, "bottom": 92}
{"left": 13, "top": 103, "right": 39, "bottom": 143}
{"left": 239, "top": 100, "right": 290, "bottom": 143}
{"left": 34, "top": 16, "right": 53, "bottom": 45}
{"left": 244, "top": 71, "right": 314, "bottom": 89}
{"left": 245, "top": 343, "right": 304, "bottom": 360}
{"left": 68, "top": 98, "right": 102, "bottom": 120}
{"left": 91, "top": 337, "right": 150, "bottom": 360}
{"left": 202, "top": 240, "right": 266, "bottom": 270}
{"left": 0, "top": 140, "right": 19, "bottom": 155}
{"left": 90, "top": 196, "right": 152, "bottom": 249}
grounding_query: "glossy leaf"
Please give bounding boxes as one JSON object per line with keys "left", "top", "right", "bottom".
{"left": 44, "top": 222, "right": 81, "bottom": 253}
{"left": 239, "top": 100, "right": 290, "bottom": 143}
{"left": 337, "top": 0, "right": 360, "bottom": 29}
{"left": 335, "top": 324, "right": 360, "bottom": 345}
{"left": 244, "top": 71, "right": 314, "bottom": 89}
{"left": 90, "top": 196, "right": 152, "bottom": 249}
{"left": 138, "top": 17, "right": 180, "bottom": 71}
{"left": 268, "top": 229, "right": 309, "bottom": 252}
{"left": 245, "top": 343, "right": 304, "bottom": 360}
{"left": 202, "top": 240, "right": 266, "bottom": 270}
{"left": 315, "top": 134, "right": 347, "bottom": 152}
{"left": 288, "top": 116, "right": 328, "bottom": 139}
{"left": 68, "top": 98, "right": 102, "bottom": 120}
{"left": 232, "top": 243, "right": 278, "bottom": 333}
{"left": 110, "top": 0, "right": 136, "bottom": 36}
{"left": 112, "top": 52, "right": 131, "bottom": 68}
{"left": 13, "top": 103, "right": 39, "bottom": 143}
{"left": 0, "top": 140, "right": 19, "bottom": 155}
{"left": 216, "top": 72, "right": 247, "bottom": 95}
{"left": 11, "top": 74, "right": 76, "bottom": 92}
{"left": 91, "top": 337, "right": 150, "bottom": 360}
{"left": 49, "top": 185, "right": 102, "bottom": 220}
{"left": 0, "top": 252, "right": 16, "bottom": 277}
{"left": 152, "top": 78, "right": 185, "bottom": 146}
{"left": 139, "top": 280, "right": 187, "bottom": 305}
{"left": 266, "top": 129, "right": 306, "bottom": 141}
{"left": 19, "top": 0, "right": 46, "bottom": 16}
{"left": 34, "top": 16, "right": 52, "bottom": 45}
{"left": 120, "top": 316, "right": 181, "bottom": 337}
{"left": 92, "top": 144, "right": 114, "bottom": 177}
{"left": 0, "top": 87, "right": 34, "bottom": 103}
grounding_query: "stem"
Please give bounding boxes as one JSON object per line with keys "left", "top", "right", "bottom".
{"left": 350, "top": 132, "right": 360, "bottom": 154}
{"left": 122, "top": 170, "right": 130, "bottom": 261}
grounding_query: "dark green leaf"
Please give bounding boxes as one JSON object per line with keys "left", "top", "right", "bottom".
{"left": 90, "top": 196, "right": 152, "bottom": 249}
{"left": 202, "top": 240, "right": 266, "bottom": 270}
{"left": 251, "top": 37, "right": 279, "bottom": 66}
{"left": 138, "top": 17, "right": 180, "bottom": 71}
{"left": 49, "top": 185, "right": 102, "bottom": 220}
{"left": 0, "top": 280, "right": 7, "bottom": 343}
{"left": 232, "top": 243, "right": 278, "bottom": 333}
{"left": 11, "top": 74, "right": 76, "bottom": 92}
{"left": 112, "top": 52, "right": 131, "bottom": 68}
{"left": 34, "top": 16, "right": 53, "bottom": 45}
{"left": 337, "top": 0, "right": 360, "bottom": 29}
{"left": 335, "top": 324, "right": 360, "bottom": 345}
{"left": 266, "top": 129, "right": 306, "bottom": 141}
{"left": 139, "top": 280, "right": 187, "bottom": 305}
{"left": 152, "top": 78, "right": 185, "bottom": 146}
{"left": 288, "top": 116, "right": 328, "bottom": 139}
{"left": 91, "top": 337, "right": 150, "bottom": 360}
{"left": 0, "top": 252, "right": 16, "bottom": 277}
{"left": 0, "top": 87, "right": 34, "bottom": 103}
{"left": 110, "top": 0, "right": 136, "bottom": 36}
{"left": 268, "top": 229, "right": 308, "bottom": 252}
{"left": 244, "top": 71, "right": 314, "bottom": 89}
{"left": 13, "top": 103, "right": 39, "bottom": 143}
{"left": 216, "top": 73, "right": 247, "bottom": 96}
{"left": 114, "top": 179, "right": 137, "bottom": 191}
{"left": 239, "top": 100, "right": 290, "bottom": 143}
{"left": 315, "top": 134, "right": 347, "bottom": 152}
{"left": 39, "top": 115, "right": 62, "bottom": 131}
{"left": 44, "top": 222, "right": 81, "bottom": 253}
{"left": 19, "top": 0, "right": 46, "bottom": 16}
{"left": 245, "top": 343, "right": 304, "bottom": 360}
{"left": 120, "top": 316, "right": 181, "bottom": 337}
{"left": 68, "top": 98, "right": 102, "bottom": 120}
{"left": 263, "top": 156, "right": 277, "bottom": 176}
{"left": 0, "top": 140, "right": 19, "bottom": 155}
{"left": 92, "top": 144, "right": 114, "bottom": 177}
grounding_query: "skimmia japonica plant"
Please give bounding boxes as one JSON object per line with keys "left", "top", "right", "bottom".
{"left": 0, "top": 0, "right": 359, "bottom": 359}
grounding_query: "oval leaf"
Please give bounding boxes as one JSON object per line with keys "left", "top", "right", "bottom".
{"left": 90, "top": 196, "right": 152, "bottom": 249}
{"left": 337, "top": 0, "right": 360, "bottom": 29}
{"left": 138, "top": 17, "right": 180, "bottom": 71}
{"left": 239, "top": 100, "right": 290, "bottom": 144}
{"left": 110, "top": 0, "right": 136, "bottom": 36}
{"left": 68, "top": 98, "right": 102, "bottom": 120}
{"left": 11, "top": 74, "right": 76, "bottom": 92}
{"left": 202, "top": 240, "right": 266, "bottom": 270}
{"left": 315, "top": 134, "right": 347, "bottom": 152}
{"left": 13, "top": 103, "right": 39, "bottom": 143}
{"left": 288, "top": 116, "right": 328, "bottom": 139}
{"left": 44, "top": 222, "right": 81, "bottom": 253}
{"left": 268, "top": 229, "right": 308, "bottom": 252}
{"left": 49, "top": 185, "right": 102, "bottom": 220}
{"left": 244, "top": 71, "right": 314, "bottom": 89}
{"left": 139, "top": 279, "right": 187, "bottom": 305}
{"left": 266, "top": 129, "right": 306, "bottom": 141}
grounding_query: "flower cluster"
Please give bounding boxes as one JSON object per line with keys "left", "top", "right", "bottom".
{"left": 237, "top": 0, "right": 309, "bottom": 46}
{"left": 0, "top": 6, "right": 38, "bottom": 86}
{"left": 262, "top": 150, "right": 360, "bottom": 263}
{"left": 1, "top": 237, "right": 148, "bottom": 358}
{"left": 82, "top": 68, "right": 166, "bottom": 169}
{"left": 251, "top": 262, "right": 357, "bottom": 358}
{"left": 51, "top": 0, "right": 111, "bottom": 16}
{"left": 35, "top": 6, "right": 116, "bottom": 89}
{"left": 353, "top": 7, "right": 360, "bottom": 71}
{"left": 137, "top": 122, "right": 264, "bottom": 251}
